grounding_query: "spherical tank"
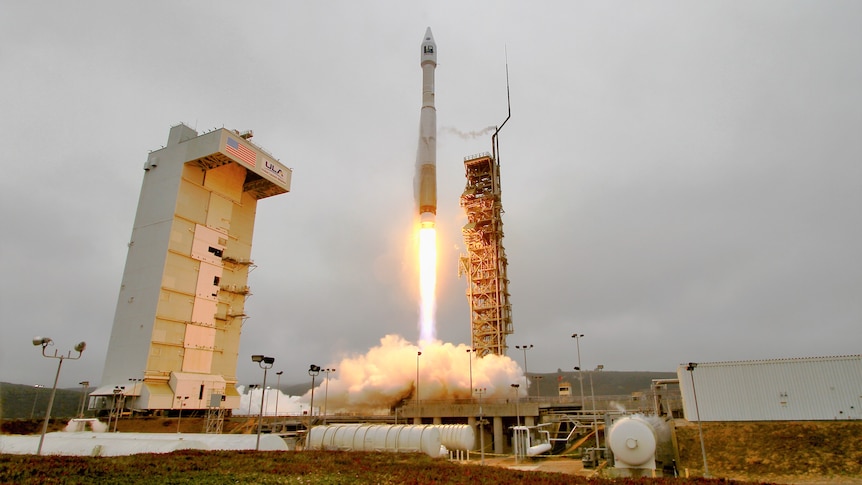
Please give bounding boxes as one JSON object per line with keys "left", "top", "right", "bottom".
{"left": 608, "top": 416, "right": 657, "bottom": 467}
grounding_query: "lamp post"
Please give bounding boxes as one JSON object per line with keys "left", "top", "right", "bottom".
{"left": 515, "top": 345, "right": 533, "bottom": 392}
{"left": 32, "top": 337, "right": 86, "bottom": 455}
{"left": 30, "top": 385, "right": 44, "bottom": 419}
{"left": 264, "top": 387, "right": 271, "bottom": 416}
{"left": 511, "top": 383, "right": 520, "bottom": 427}
{"left": 307, "top": 364, "right": 321, "bottom": 447}
{"left": 687, "top": 362, "right": 709, "bottom": 477}
{"left": 474, "top": 387, "right": 486, "bottom": 465}
{"left": 127, "top": 378, "right": 142, "bottom": 417}
{"left": 111, "top": 386, "right": 125, "bottom": 432}
{"left": 77, "top": 381, "right": 89, "bottom": 418}
{"left": 415, "top": 351, "right": 421, "bottom": 422}
{"left": 308, "top": 364, "right": 321, "bottom": 417}
{"left": 175, "top": 396, "right": 189, "bottom": 433}
{"left": 275, "top": 371, "right": 283, "bottom": 419}
{"left": 246, "top": 385, "right": 259, "bottom": 416}
{"left": 252, "top": 354, "right": 275, "bottom": 451}
{"left": 571, "top": 334, "right": 586, "bottom": 411}
{"left": 532, "top": 375, "right": 543, "bottom": 398}
{"left": 466, "top": 348, "right": 476, "bottom": 396}
{"left": 322, "top": 368, "right": 335, "bottom": 425}
{"left": 589, "top": 365, "right": 603, "bottom": 449}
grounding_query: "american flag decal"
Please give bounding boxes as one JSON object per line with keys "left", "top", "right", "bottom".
{"left": 225, "top": 137, "right": 256, "bottom": 167}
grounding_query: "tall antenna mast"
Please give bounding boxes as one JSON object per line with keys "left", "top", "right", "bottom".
{"left": 491, "top": 51, "right": 511, "bottom": 163}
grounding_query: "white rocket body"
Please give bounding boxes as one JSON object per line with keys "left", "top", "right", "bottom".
{"left": 415, "top": 27, "right": 437, "bottom": 226}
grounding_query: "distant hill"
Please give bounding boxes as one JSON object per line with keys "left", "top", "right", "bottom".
{"left": 0, "top": 383, "right": 91, "bottom": 420}
{"left": 527, "top": 370, "right": 677, "bottom": 397}
{"left": 2, "top": 371, "right": 677, "bottom": 419}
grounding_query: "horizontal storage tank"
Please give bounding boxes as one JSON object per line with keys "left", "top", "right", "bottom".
{"left": 0, "top": 432, "right": 288, "bottom": 456}
{"left": 308, "top": 424, "right": 442, "bottom": 457}
{"left": 432, "top": 425, "right": 474, "bottom": 451}
{"left": 608, "top": 416, "right": 657, "bottom": 469}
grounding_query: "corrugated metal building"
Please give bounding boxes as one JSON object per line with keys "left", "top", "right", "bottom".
{"left": 677, "top": 355, "right": 861, "bottom": 421}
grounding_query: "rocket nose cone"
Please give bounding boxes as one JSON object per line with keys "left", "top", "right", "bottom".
{"left": 421, "top": 27, "right": 437, "bottom": 65}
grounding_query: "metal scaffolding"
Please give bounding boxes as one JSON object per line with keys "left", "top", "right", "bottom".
{"left": 459, "top": 153, "right": 513, "bottom": 357}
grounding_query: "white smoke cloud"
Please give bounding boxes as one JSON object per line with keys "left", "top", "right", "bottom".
{"left": 237, "top": 386, "right": 307, "bottom": 416}
{"left": 298, "top": 334, "right": 526, "bottom": 413}
{"left": 441, "top": 126, "right": 496, "bottom": 140}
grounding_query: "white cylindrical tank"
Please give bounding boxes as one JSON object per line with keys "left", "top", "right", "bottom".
{"left": 0, "top": 435, "right": 203, "bottom": 456}
{"left": 0, "top": 432, "right": 289, "bottom": 454}
{"left": 433, "top": 425, "right": 475, "bottom": 451}
{"left": 307, "top": 424, "right": 442, "bottom": 457}
{"left": 608, "top": 415, "right": 658, "bottom": 469}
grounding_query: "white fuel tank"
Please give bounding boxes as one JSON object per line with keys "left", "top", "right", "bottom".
{"left": 608, "top": 415, "right": 657, "bottom": 469}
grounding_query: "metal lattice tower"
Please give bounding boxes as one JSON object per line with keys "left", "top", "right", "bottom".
{"left": 459, "top": 152, "right": 512, "bottom": 357}
{"left": 204, "top": 392, "right": 226, "bottom": 434}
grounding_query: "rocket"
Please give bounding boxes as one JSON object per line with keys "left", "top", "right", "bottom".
{"left": 415, "top": 27, "right": 437, "bottom": 227}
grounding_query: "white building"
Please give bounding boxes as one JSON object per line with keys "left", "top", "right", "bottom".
{"left": 678, "top": 355, "right": 861, "bottom": 421}
{"left": 91, "top": 124, "right": 291, "bottom": 413}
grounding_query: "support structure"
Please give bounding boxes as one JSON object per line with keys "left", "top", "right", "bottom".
{"left": 459, "top": 153, "right": 512, "bottom": 357}
{"left": 92, "top": 124, "right": 291, "bottom": 413}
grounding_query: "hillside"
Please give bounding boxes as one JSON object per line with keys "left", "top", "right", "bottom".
{"left": 0, "top": 383, "right": 90, "bottom": 420}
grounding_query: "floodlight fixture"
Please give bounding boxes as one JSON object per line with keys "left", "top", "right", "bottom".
{"left": 32, "top": 337, "right": 53, "bottom": 347}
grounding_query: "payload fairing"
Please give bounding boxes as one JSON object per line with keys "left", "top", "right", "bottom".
{"left": 415, "top": 27, "right": 437, "bottom": 226}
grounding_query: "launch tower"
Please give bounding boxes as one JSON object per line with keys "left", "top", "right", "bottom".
{"left": 92, "top": 124, "right": 291, "bottom": 413}
{"left": 459, "top": 153, "right": 512, "bottom": 357}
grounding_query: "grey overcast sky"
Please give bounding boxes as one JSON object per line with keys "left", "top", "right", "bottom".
{"left": 1, "top": 1, "right": 860, "bottom": 390}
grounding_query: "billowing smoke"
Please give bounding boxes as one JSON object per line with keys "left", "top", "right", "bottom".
{"left": 237, "top": 386, "right": 306, "bottom": 417}
{"left": 441, "top": 126, "right": 496, "bottom": 140}
{"left": 295, "top": 334, "right": 526, "bottom": 414}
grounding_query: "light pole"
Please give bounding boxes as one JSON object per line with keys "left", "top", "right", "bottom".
{"left": 127, "top": 378, "right": 142, "bottom": 417}
{"left": 252, "top": 355, "right": 275, "bottom": 451}
{"left": 307, "top": 364, "right": 321, "bottom": 446}
{"left": 322, "top": 368, "right": 335, "bottom": 425}
{"left": 264, "top": 387, "right": 271, "bottom": 416}
{"left": 275, "top": 371, "right": 283, "bottom": 419}
{"left": 175, "top": 396, "right": 188, "bottom": 433}
{"left": 532, "top": 375, "right": 544, "bottom": 398}
{"left": 687, "top": 362, "right": 709, "bottom": 477}
{"left": 589, "top": 365, "right": 603, "bottom": 449}
{"left": 511, "top": 383, "right": 520, "bottom": 427}
{"left": 77, "top": 381, "right": 89, "bottom": 418}
{"left": 474, "top": 387, "right": 486, "bottom": 465}
{"left": 466, "top": 348, "right": 476, "bottom": 395}
{"left": 308, "top": 364, "right": 321, "bottom": 417}
{"left": 571, "top": 334, "right": 586, "bottom": 411}
{"left": 33, "top": 337, "right": 86, "bottom": 455}
{"left": 515, "top": 345, "right": 533, "bottom": 392}
{"left": 415, "top": 351, "right": 421, "bottom": 422}
{"left": 111, "top": 386, "right": 125, "bottom": 432}
{"left": 247, "top": 384, "right": 259, "bottom": 416}
{"left": 30, "top": 385, "right": 44, "bottom": 419}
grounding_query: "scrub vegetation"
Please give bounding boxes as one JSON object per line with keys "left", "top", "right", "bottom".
{"left": 0, "top": 450, "right": 762, "bottom": 485}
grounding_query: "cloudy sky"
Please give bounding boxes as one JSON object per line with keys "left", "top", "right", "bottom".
{"left": 1, "top": 1, "right": 860, "bottom": 391}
